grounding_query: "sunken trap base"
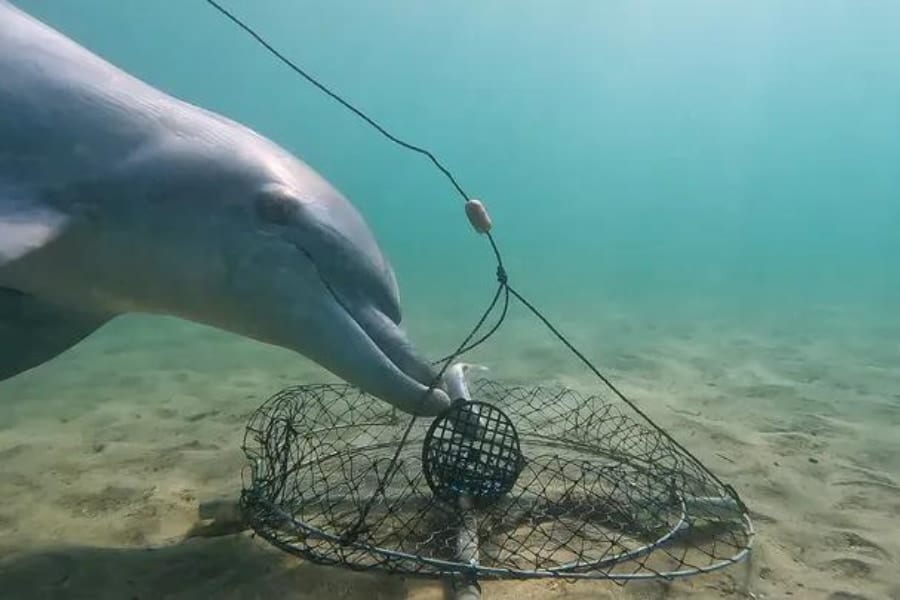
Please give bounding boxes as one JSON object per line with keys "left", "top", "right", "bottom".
{"left": 239, "top": 378, "right": 753, "bottom": 584}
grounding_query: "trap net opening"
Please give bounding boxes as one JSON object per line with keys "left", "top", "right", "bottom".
{"left": 239, "top": 378, "right": 754, "bottom": 582}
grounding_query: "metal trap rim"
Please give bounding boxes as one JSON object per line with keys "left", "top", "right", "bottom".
{"left": 239, "top": 379, "right": 756, "bottom": 582}
{"left": 241, "top": 488, "right": 755, "bottom": 582}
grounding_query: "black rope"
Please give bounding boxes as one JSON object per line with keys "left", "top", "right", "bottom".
{"left": 434, "top": 278, "right": 509, "bottom": 365}
{"left": 203, "top": 0, "right": 469, "bottom": 203}
{"left": 344, "top": 257, "right": 512, "bottom": 542}
{"left": 504, "top": 283, "right": 733, "bottom": 490}
{"left": 203, "top": 0, "right": 735, "bottom": 511}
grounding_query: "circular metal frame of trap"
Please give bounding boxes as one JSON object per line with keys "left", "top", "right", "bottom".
{"left": 239, "top": 379, "right": 755, "bottom": 582}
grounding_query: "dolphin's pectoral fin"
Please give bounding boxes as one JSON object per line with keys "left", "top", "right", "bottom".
{"left": 0, "top": 287, "right": 113, "bottom": 381}
{"left": 0, "top": 190, "right": 71, "bottom": 267}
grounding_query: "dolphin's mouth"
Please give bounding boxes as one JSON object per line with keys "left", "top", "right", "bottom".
{"left": 342, "top": 298, "right": 442, "bottom": 392}
{"left": 333, "top": 299, "right": 451, "bottom": 416}
{"left": 284, "top": 237, "right": 449, "bottom": 415}
{"left": 297, "top": 240, "right": 440, "bottom": 392}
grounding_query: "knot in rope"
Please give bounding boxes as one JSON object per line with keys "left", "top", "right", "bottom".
{"left": 496, "top": 266, "right": 508, "bottom": 286}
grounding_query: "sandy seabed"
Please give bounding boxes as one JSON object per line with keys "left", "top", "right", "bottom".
{"left": 1, "top": 311, "right": 898, "bottom": 600}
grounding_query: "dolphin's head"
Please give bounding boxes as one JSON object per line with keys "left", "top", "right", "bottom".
{"left": 0, "top": 1, "right": 450, "bottom": 413}
{"left": 204, "top": 141, "right": 452, "bottom": 417}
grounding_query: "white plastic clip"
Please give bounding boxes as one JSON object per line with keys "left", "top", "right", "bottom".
{"left": 465, "top": 198, "right": 492, "bottom": 234}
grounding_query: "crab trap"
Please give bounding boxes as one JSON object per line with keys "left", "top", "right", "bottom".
{"left": 238, "top": 367, "right": 755, "bottom": 594}
{"left": 205, "top": 5, "right": 755, "bottom": 595}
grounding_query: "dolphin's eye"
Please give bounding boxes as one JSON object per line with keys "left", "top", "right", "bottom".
{"left": 254, "top": 186, "right": 300, "bottom": 225}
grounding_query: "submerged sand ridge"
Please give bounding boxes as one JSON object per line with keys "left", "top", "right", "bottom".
{"left": 0, "top": 313, "right": 899, "bottom": 599}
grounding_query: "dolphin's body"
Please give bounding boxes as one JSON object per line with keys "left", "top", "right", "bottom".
{"left": 0, "top": 1, "right": 451, "bottom": 415}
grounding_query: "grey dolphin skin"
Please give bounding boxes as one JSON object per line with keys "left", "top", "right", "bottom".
{"left": 0, "top": 1, "right": 451, "bottom": 415}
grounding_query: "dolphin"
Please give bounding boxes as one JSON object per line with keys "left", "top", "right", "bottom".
{"left": 0, "top": 1, "right": 451, "bottom": 415}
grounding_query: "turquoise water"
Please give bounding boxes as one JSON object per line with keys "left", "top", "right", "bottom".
{"left": 3, "top": 1, "right": 900, "bottom": 598}
{"left": 17, "top": 0, "right": 900, "bottom": 337}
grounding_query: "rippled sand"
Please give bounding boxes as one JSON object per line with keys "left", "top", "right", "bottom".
{"left": 1, "top": 312, "right": 898, "bottom": 599}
